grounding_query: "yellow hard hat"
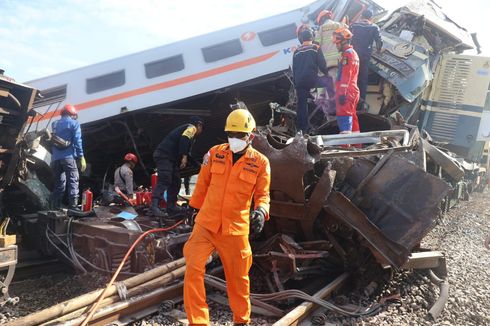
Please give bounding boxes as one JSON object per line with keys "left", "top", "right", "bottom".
{"left": 225, "top": 108, "right": 256, "bottom": 133}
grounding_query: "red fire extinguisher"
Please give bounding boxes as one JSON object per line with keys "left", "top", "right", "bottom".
{"left": 151, "top": 172, "right": 158, "bottom": 192}
{"left": 82, "top": 189, "right": 93, "bottom": 212}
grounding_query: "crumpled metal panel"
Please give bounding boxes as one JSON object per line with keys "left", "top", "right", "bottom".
{"left": 370, "top": 32, "right": 432, "bottom": 103}
{"left": 341, "top": 154, "right": 451, "bottom": 266}
{"left": 253, "top": 134, "right": 315, "bottom": 203}
{"left": 422, "top": 139, "right": 464, "bottom": 181}
{"left": 253, "top": 133, "right": 337, "bottom": 240}
{"left": 325, "top": 191, "right": 410, "bottom": 267}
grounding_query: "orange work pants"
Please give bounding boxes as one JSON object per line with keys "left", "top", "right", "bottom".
{"left": 183, "top": 223, "right": 253, "bottom": 325}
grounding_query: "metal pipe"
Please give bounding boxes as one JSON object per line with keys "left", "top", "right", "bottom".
{"left": 272, "top": 272, "right": 350, "bottom": 326}
{"left": 6, "top": 258, "right": 185, "bottom": 326}
{"left": 57, "top": 282, "right": 184, "bottom": 326}
{"left": 313, "top": 130, "right": 410, "bottom": 147}
{"left": 427, "top": 270, "right": 449, "bottom": 321}
{"left": 43, "top": 266, "right": 186, "bottom": 325}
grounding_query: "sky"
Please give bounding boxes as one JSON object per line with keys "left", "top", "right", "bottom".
{"left": 1, "top": 0, "right": 488, "bottom": 83}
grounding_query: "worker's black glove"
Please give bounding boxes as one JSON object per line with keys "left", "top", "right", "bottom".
{"left": 250, "top": 207, "right": 266, "bottom": 235}
{"left": 185, "top": 206, "right": 198, "bottom": 226}
{"left": 338, "top": 95, "right": 347, "bottom": 105}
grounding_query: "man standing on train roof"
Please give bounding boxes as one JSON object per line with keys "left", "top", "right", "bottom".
{"left": 49, "top": 104, "right": 87, "bottom": 210}
{"left": 114, "top": 153, "right": 138, "bottom": 205}
{"left": 151, "top": 116, "right": 204, "bottom": 217}
{"left": 292, "top": 25, "right": 329, "bottom": 134}
{"left": 350, "top": 9, "right": 383, "bottom": 106}
{"left": 183, "top": 107, "right": 270, "bottom": 325}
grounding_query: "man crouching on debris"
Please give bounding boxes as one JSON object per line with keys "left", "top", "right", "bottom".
{"left": 183, "top": 107, "right": 271, "bottom": 325}
{"left": 114, "top": 153, "right": 138, "bottom": 205}
{"left": 49, "top": 104, "right": 86, "bottom": 209}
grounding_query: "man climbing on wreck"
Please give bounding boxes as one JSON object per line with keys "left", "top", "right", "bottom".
{"left": 292, "top": 25, "right": 329, "bottom": 134}
{"left": 151, "top": 116, "right": 204, "bottom": 217}
{"left": 350, "top": 9, "right": 383, "bottom": 109}
{"left": 49, "top": 104, "right": 87, "bottom": 210}
{"left": 183, "top": 107, "right": 271, "bottom": 325}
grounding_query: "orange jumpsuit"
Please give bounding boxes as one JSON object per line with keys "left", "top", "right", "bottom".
{"left": 184, "top": 143, "right": 271, "bottom": 325}
{"left": 335, "top": 45, "right": 360, "bottom": 133}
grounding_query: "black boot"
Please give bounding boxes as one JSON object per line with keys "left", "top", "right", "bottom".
{"left": 49, "top": 197, "right": 62, "bottom": 210}
{"left": 150, "top": 198, "right": 167, "bottom": 217}
{"left": 166, "top": 203, "right": 186, "bottom": 215}
{"left": 68, "top": 197, "right": 79, "bottom": 210}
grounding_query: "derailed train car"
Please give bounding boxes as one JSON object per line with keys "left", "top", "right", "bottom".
{"left": 0, "top": 0, "right": 488, "bottom": 317}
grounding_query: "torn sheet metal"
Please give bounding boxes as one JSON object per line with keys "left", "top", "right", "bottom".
{"left": 324, "top": 191, "right": 410, "bottom": 267}
{"left": 393, "top": 0, "right": 475, "bottom": 51}
{"left": 422, "top": 139, "right": 464, "bottom": 181}
{"left": 341, "top": 154, "right": 451, "bottom": 266}
{"left": 253, "top": 134, "right": 316, "bottom": 203}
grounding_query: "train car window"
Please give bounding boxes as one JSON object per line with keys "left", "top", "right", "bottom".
{"left": 33, "top": 85, "right": 67, "bottom": 108}
{"left": 86, "top": 70, "right": 125, "bottom": 94}
{"left": 258, "top": 23, "right": 297, "bottom": 46}
{"left": 145, "top": 55, "right": 185, "bottom": 79}
{"left": 202, "top": 39, "right": 243, "bottom": 63}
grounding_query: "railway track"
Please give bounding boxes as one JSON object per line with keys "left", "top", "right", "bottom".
{"left": 4, "top": 264, "right": 355, "bottom": 326}
{"left": 8, "top": 258, "right": 70, "bottom": 282}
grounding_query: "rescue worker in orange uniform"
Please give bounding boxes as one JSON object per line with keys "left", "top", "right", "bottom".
{"left": 332, "top": 27, "right": 360, "bottom": 134}
{"left": 183, "top": 108, "right": 271, "bottom": 325}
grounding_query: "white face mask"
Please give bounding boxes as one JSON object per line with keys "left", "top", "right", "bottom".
{"left": 228, "top": 137, "right": 248, "bottom": 153}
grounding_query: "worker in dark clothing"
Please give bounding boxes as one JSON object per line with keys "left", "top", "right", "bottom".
{"left": 292, "top": 26, "right": 329, "bottom": 134}
{"left": 50, "top": 104, "right": 86, "bottom": 210}
{"left": 350, "top": 9, "right": 383, "bottom": 104}
{"left": 151, "top": 116, "right": 204, "bottom": 217}
{"left": 114, "top": 153, "right": 138, "bottom": 205}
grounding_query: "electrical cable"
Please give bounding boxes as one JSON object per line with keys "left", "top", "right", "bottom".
{"left": 66, "top": 217, "right": 87, "bottom": 274}
{"left": 80, "top": 219, "right": 184, "bottom": 326}
{"left": 46, "top": 226, "right": 136, "bottom": 276}
{"left": 205, "top": 274, "right": 382, "bottom": 317}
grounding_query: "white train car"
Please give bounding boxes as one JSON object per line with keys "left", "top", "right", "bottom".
{"left": 27, "top": 0, "right": 382, "bottom": 129}
{"left": 27, "top": 0, "right": 317, "bottom": 128}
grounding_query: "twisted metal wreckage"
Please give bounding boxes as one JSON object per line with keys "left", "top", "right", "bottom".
{"left": 0, "top": 73, "right": 458, "bottom": 322}
{"left": 1, "top": 0, "right": 488, "bottom": 322}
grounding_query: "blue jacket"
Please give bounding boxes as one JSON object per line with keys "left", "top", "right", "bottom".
{"left": 51, "top": 115, "right": 84, "bottom": 161}
{"left": 350, "top": 19, "right": 382, "bottom": 58}
{"left": 292, "top": 42, "right": 328, "bottom": 89}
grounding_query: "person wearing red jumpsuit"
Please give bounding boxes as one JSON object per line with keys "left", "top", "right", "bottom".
{"left": 332, "top": 27, "right": 360, "bottom": 134}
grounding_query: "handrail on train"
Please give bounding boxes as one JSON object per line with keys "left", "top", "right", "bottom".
{"left": 312, "top": 130, "right": 410, "bottom": 147}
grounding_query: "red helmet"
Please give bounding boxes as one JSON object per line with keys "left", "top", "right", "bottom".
{"left": 332, "top": 27, "right": 353, "bottom": 44}
{"left": 124, "top": 153, "right": 138, "bottom": 164}
{"left": 61, "top": 104, "right": 77, "bottom": 116}
{"left": 316, "top": 10, "right": 333, "bottom": 25}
